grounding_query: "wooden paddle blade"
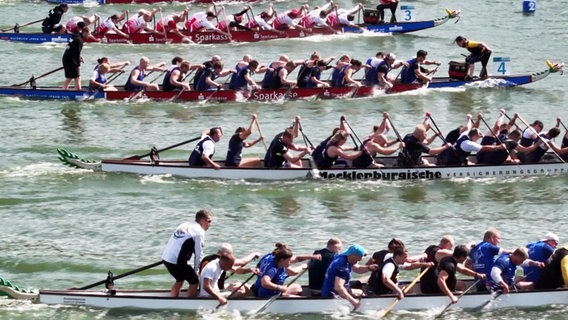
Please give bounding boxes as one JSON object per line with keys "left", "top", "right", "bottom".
{"left": 122, "top": 155, "right": 142, "bottom": 160}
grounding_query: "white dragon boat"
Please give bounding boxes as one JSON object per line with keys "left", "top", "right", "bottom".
{"left": 57, "top": 148, "right": 568, "bottom": 181}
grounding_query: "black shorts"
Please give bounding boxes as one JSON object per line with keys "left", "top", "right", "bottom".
{"left": 163, "top": 260, "right": 199, "bottom": 284}
{"left": 63, "top": 62, "right": 80, "bottom": 79}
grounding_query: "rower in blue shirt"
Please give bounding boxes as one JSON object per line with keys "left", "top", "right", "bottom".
{"left": 524, "top": 232, "right": 559, "bottom": 282}
{"left": 399, "top": 50, "right": 441, "bottom": 84}
{"left": 468, "top": 228, "right": 509, "bottom": 292}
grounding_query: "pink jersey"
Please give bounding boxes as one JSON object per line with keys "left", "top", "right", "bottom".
{"left": 66, "top": 17, "right": 83, "bottom": 33}
{"left": 156, "top": 15, "right": 177, "bottom": 32}
{"left": 273, "top": 12, "right": 295, "bottom": 30}
{"left": 185, "top": 13, "right": 215, "bottom": 32}
{"left": 95, "top": 18, "right": 115, "bottom": 35}
{"left": 299, "top": 12, "right": 326, "bottom": 28}
{"left": 122, "top": 16, "right": 146, "bottom": 34}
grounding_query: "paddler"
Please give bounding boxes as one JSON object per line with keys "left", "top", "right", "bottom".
{"left": 185, "top": 6, "right": 231, "bottom": 38}
{"left": 94, "top": 11, "right": 130, "bottom": 39}
{"left": 124, "top": 57, "right": 166, "bottom": 92}
{"left": 155, "top": 7, "right": 190, "bottom": 39}
{"left": 454, "top": 35, "right": 493, "bottom": 79}
{"left": 121, "top": 8, "right": 162, "bottom": 35}
{"left": 399, "top": 50, "right": 441, "bottom": 84}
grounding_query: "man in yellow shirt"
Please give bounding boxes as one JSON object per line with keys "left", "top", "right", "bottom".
{"left": 455, "top": 35, "right": 492, "bottom": 79}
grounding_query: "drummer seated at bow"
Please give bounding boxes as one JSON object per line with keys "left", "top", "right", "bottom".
{"left": 124, "top": 57, "right": 166, "bottom": 92}
{"left": 195, "top": 62, "right": 234, "bottom": 91}
{"left": 264, "top": 130, "right": 311, "bottom": 168}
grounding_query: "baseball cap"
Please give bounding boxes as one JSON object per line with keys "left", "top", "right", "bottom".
{"left": 289, "top": 9, "right": 299, "bottom": 18}
{"left": 342, "top": 244, "right": 367, "bottom": 257}
{"left": 541, "top": 232, "right": 559, "bottom": 243}
{"left": 206, "top": 11, "right": 217, "bottom": 18}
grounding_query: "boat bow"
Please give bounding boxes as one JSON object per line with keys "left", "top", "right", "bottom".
{"left": 57, "top": 148, "right": 102, "bottom": 171}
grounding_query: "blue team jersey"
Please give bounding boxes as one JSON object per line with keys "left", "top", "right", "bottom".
{"left": 470, "top": 241, "right": 501, "bottom": 284}
{"left": 254, "top": 259, "right": 287, "bottom": 297}
{"left": 524, "top": 241, "right": 554, "bottom": 282}
{"left": 490, "top": 253, "right": 517, "bottom": 289}
{"left": 321, "top": 254, "right": 352, "bottom": 297}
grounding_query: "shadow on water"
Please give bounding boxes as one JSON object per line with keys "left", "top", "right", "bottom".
{"left": 60, "top": 105, "right": 85, "bottom": 143}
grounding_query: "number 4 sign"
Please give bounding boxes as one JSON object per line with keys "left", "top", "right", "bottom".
{"left": 493, "top": 57, "right": 511, "bottom": 75}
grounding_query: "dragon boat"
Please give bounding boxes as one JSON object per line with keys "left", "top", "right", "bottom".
{"left": 2, "top": 276, "right": 568, "bottom": 314}
{"left": 0, "top": 9, "right": 460, "bottom": 45}
{"left": 57, "top": 148, "right": 568, "bottom": 181}
{"left": 0, "top": 61, "right": 560, "bottom": 102}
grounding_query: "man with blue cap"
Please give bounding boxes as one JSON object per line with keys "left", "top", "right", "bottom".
{"left": 321, "top": 244, "right": 379, "bottom": 309}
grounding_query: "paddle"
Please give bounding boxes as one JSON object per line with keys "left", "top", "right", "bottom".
{"left": 248, "top": 268, "right": 308, "bottom": 315}
{"left": 471, "top": 290, "right": 503, "bottom": 312}
{"left": 255, "top": 118, "right": 268, "bottom": 151}
{"left": 1, "top": 18, "right": 43, "bottom": 33}
{"left": 435, "top": 278, "right": 481, "bottom": 319}
{"left": 386, "top": 114, "right": 414, "bottom": 163}
{"left": 517, "top": 114, "right": 566, "bottom": 163}
{"left": 104, "top": 63, "right": 130, "bottom": 85}
{"left": 71, "top": 260, "right": 163, "bottom": 290}
{"left": 379, "top": 266, "right": 430, "bottom": 318}
{"left": 216, "top": 273, "right": 255, "bottom": 310}
{"left": 123, "top": 136, "right": 201, "bottom": 160}
{"left": 298, "top": 122, "right": 321, "bottom": 179}
{"left": 128, "top": 70, "right": 166, "bottom": 101}
{"left": 169, "top": 69, "right": 196, "bottom": 102}
{"left": 12, "top": 66, "right": 64, "bottom": 87}
{"left": 559, "top": 119, "right": 568, "bottom": 132}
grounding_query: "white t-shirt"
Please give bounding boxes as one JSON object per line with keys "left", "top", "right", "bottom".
{"left": 161, "top": 222, "right": 205, "bottom": 272}
{"left": 199, "top": 259, "right": 223, "bottom": 297}
{"left": 458, "top": 131, "right": 482, "bottom": 153}
{"left": 202, "top": 139, "right": 215, "bottom": 158}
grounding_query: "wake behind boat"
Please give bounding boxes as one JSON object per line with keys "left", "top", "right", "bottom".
{"left": 57, "top": 148, "right": 568, "bottom": 181}
{"left": 0, "top": 9, "right": 459, "bottom": 45}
